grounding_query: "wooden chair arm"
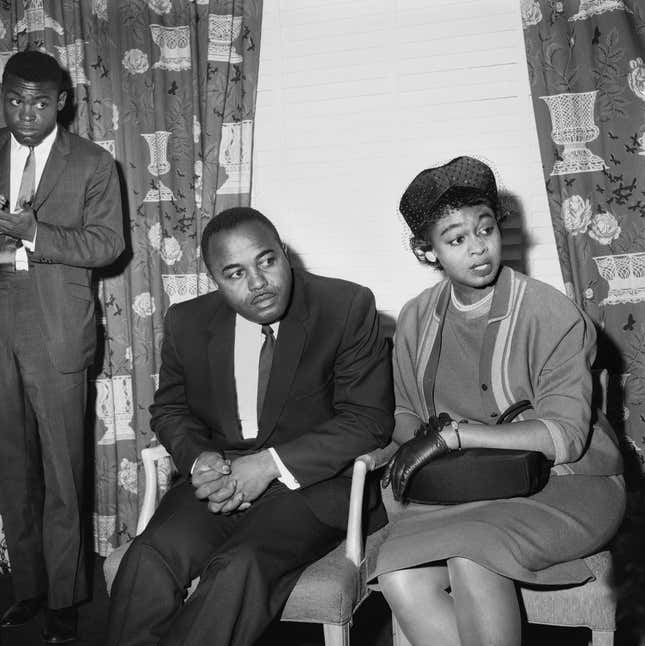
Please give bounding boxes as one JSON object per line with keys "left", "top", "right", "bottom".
{"left": 345, "top": 442, "right": 398, "bottom": 567}
{"left": 137, "top": 441, "right": 401, "bottom": 568}
{"left": 137, "top": 445, "right": 171, "bottom": 535}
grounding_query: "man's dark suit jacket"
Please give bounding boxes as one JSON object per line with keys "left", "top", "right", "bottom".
{"left": 0, "top": 126, "right": 124, "bottom": 373}
{"left": 150, "top": 269, "right": 394, "bottom": 529}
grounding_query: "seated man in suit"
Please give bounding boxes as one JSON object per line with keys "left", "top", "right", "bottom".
{"left": 106, "top": 207, "right": 394, "bottom": 646}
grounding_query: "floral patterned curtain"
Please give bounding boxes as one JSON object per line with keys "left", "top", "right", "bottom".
{"left": 0, "top": 0, "right": 263, "bottom": 570}
{"left": 521, "top": 0, "right": 645, "bottom": 488}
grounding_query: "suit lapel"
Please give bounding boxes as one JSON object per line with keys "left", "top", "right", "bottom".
{"left": 0, "top": 133, "right": 9, "bottom": 200}
{"left": 258, "top": 271, "right": 308, "bottom": 443}
{"left": 206, "top": 303, "right": 241, "bottom": 437}
{"left": 33, "top": 128, "right": 70, "bottom": 211}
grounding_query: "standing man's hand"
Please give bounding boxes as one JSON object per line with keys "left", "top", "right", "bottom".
{"left": 0, "top": 199, "right": 37, "bottom": 241}
{"left": 191, "top": 451, "right": 249, "bottom": 514}
{"left": 230, "top": 451, "right": 280, "bottom": 503}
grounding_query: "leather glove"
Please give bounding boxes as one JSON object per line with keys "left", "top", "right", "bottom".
{"left": 382, "top": 412, "right": 453, "bottom": 501}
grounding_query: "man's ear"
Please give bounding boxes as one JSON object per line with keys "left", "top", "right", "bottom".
{"left": 57, "top": 90, "right": 67, "bottom": 112}
{"left": 281, "top": 241, "right": 288, "bottom": 257}
{"left": 424, "top": 249, "right": 437, "bottom": 264}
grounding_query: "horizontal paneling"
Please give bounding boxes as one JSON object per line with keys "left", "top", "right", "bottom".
{"left": 251, "top": 0, "right": 563, "bottom": 320}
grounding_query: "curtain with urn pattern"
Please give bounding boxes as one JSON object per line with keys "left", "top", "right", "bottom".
{"left": 521, "top": 0, "right": 645, "bottom": 490}
{"left": 0, "top": 0, "right": 263, "bottom": 570}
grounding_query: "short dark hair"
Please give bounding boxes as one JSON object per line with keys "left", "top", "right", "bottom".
{"left": 201, "top": 207, "right": 282, "bottom": 271}
{"left": 2, "top": 50, "right": 64, "bottom": 91}
{"left": 410, "top": 186, "right": 502, "bottom": 268}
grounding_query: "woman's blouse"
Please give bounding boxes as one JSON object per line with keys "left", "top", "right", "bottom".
{"left": 429, "top": 292, "right": 490, "bottom": 423}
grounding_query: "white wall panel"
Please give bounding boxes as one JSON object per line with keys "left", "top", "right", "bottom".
{"left": 251, "top": 0, "right": 563, "bottom": 327}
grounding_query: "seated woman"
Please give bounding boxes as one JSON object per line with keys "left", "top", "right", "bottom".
{"left": 374, "top": 156, "right": 626, "bottom": 646}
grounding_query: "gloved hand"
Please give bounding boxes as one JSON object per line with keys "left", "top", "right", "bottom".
{"left": 382, "top": 412, "right": 453, "bottom": 501}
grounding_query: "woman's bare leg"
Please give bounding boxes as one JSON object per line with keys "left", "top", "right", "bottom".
{"left": 379, "top": 565, "right": 460, "bottom": 646}
{"left": 448, "top": 557, "right": 521, "bottom": 646}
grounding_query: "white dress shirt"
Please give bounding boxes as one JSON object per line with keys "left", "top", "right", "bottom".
{"left": 10, "top": 126, "right": 57, "bottom": 270}
{"left": 234, "top": 314, "right": 299, "bottom": 489}
{"left": 190, "top": 315, "right": 300, "bottom": 490}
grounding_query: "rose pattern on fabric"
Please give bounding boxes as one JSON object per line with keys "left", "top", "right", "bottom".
{"left": 521, "top": 0, "right": 543, "bottom": 28}
{"left": 588, "top": 211, "right": 621, "bottom": 245}
{"left": 194, "top": 159, "right": 203, "bottom": 209}
{"left": 562, "top": 195, "right": 592, "bottom": 235}
{"left": 93, "top": 514, "right": 116, "bottom": 553}
{"left": 147, "top": 0, "right": 172, "bottom": 15}
{"left": 122, "top": 49, "right": 149, "bottom": 74}
{"left": 147, "top": 223, "right": 162, "bottom": 250}
{"left": 160, "top": 236, "right": 183, "bottom": 266}
{"left": 627, "top": 58, "right": 645, "bottom": 102}
{"left": 193, "top": 115, "right": 201, "bottom": 144}
{"left": 92, "top": 0, "right": 108, "bottom": 21}
{"left": 132, "top": 292, "right": 156, "bottom": 318}
{"left": 118, "top": 459, "right": 138, "bottom": 495}
{"left": 112, "top": 103, "right": 119, "bottom": 132}
{"left": 0, "top": 515, "right": 9, "bottom": 573}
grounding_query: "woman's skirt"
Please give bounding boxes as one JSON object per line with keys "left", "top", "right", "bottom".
{"left": 373, "top": 474, "right": 625, "bottom": 585}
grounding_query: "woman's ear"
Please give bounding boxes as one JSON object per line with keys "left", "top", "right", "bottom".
{"left": 424, "top": 249, "right": 437, "bottom": 264}
{"left": 411, "top": 245, "right": 426, "bottom": 262}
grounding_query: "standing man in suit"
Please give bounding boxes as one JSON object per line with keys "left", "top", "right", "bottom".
{"left": 106, "top": 207, "right": 394, "bottom": 646}
{"left": 0, "top": 50, "right": 124, "bottom": 643}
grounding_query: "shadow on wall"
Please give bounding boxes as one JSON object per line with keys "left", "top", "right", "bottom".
{"left": 286, "top": 244, "right": 397, "bottom": 338}
{"left": 499, "top": 190, "right": 530, "bottom": 275}
{"left": 286, "top": 192, "right": 530, "bottom": 340}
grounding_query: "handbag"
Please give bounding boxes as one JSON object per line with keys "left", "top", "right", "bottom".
{"left": 405, "top": 401, "right": 553, "bottom": 504}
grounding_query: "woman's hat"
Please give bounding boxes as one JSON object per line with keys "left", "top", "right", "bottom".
{"left": 399, "top": 156, "right": 498, "bottom": 236}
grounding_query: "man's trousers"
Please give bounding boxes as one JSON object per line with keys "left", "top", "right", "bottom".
{"left": 0, "top": 270, "right": 88, "bottom": 608}
{"left": 105, "top": 479, "right": 344, "bottom": 646}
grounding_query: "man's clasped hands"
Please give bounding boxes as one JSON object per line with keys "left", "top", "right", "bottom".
{"left": 191, "top": 450, "right": 281, "bottom": 514}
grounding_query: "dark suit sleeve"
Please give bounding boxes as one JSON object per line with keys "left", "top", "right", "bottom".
{"left": 150, "top": 307, "right": 223, "bottom": 477}
{"left": 274, "top": 287, "right": 394, "bottom": 488}
{"left": 29, "top": 149, "right": 124, "bottom": 267}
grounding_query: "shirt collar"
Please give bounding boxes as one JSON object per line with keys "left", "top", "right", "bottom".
{"left": 236, "top": 314, "right": 280, "bottom": 337}
{"left": 10, "top": 125, "right": 58, "bottom": 157}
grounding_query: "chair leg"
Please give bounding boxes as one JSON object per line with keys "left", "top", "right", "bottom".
{"left": 591, "top": 630, "right": 614, "bottom": 646}
{"left": 392, "top": 615, "right": 413, "bottom": 646}
{"left": 323, "top": 623, "right": 350, "bottom": 646}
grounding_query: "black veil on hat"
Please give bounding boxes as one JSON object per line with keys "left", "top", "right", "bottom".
{"left": 399, "top": 156, "right": 498, "bottom": 236}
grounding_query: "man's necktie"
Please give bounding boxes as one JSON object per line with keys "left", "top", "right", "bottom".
{"left": 257, "top": 324, "right": 276, "bottom": 420}
{"left": 17, "top": 146, "right": 36, "bottom": 208}
{"left": 0, "top": 147, "right": 34, "bottom": 262}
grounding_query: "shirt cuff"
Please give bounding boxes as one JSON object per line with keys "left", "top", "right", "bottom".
{"left": 14, "top": 246, "right": 29, "bottom": 271}
{"left": 268, "top": 447, "right": 300, "bottom": 490}
{"left": 394, "top": 407, "right": 420, "bottom": 417}
{"left": 21, "top": 226, "right": 36, "bottom": 250}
